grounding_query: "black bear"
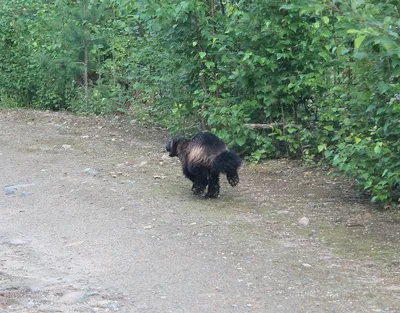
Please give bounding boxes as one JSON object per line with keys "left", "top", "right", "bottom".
{"left": 166, "top": 132, "right": 242, "bottom": 198}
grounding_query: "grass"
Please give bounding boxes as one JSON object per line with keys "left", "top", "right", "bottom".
{"left": 0, "top": 95, "right": 24, "bottom": 109}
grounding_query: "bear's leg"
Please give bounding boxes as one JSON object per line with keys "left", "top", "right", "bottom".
{"left": 205, "top": 170, "right": 220, "bottom": 198}
{"left": 189, "top": 165, "right": 208, "bottom": 195}
{"left": 226, "top": 169, "right": 239, "bottom": 187}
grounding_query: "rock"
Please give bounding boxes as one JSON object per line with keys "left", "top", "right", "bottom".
{"left": 309, "top": 229, "right": 320, "bottom": 236}
{"left": 392, "top": 260, "right": 400, "bottom": 267}
{"left": 59, "top": 291, "right": 93, "bottom": 304}
{"left": 84, "top": 168, "right": 99, "bottom": 176}
{"left": 334, "top": 217, "right": 344, "bottom": 224}
{"left": 4, "top": 184, "right": 34, "bottom": 195}
{"left": 20, "top": 191, "right": 33, "bottom": 197}
{"left": 302, "top": 263, "right": 312, "bottom": 268}
{"left": 277, "top": 210, "right": 290, "bottom": 215}
{"left": 346, "top": 219, "right": 365, "bottom": 227}
{"left": 104, "top": 301, "right": 120, "bottom": 309}
{"left": 24, "top": 301, "right": 35, "bottom": 309}
{"left": 8, "top": 239, "right": 26, "bottom": 246}
{"left": 298, "top": 217, "right": 310, "bottom": 227}
{"left": 122, "top": 180, "right": 136, "bottom": 184}
{"left": 62, "top": 144, "right": 72, "bottom": 150}
{"left": 154, "top": 175, "right": 166, "bottom": 179}
{"left": 4, "top": 186, "right": 16, "bottom": 195}
{"left": 144, "top": 225, "right": 152, "bottom": 230}
{"left": 96, "top": 300, "right": 120, "bottom": 309}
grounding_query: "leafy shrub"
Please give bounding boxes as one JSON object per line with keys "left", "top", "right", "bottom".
{"left": 1, "top": 0, "right": 399, "bottom": 205}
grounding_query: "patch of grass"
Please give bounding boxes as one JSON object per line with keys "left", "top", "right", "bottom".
{"left": 0, "top": 96, "right": 23, "bottom": 109}
{"left": 319, "top": 226, "right": 399, "bottom": 265}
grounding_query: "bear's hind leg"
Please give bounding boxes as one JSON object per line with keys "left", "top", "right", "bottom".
{"left": 205, "top": 170, "right": 220, "bottom": 198}
{"left": 226, "top": 169, "right": 239, "bottom": 187}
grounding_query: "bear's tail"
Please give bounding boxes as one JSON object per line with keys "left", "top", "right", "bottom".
{"left": 211, "top": 151, "right": 242, "bottom": 187}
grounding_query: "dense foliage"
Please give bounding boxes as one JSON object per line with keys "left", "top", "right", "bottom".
{"left": 0, "top": 0, "right": 399, "bottom": 205}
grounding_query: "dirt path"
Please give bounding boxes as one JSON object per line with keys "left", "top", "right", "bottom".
{"left": 0, "top": 110, "right": 399, "bottom": 313}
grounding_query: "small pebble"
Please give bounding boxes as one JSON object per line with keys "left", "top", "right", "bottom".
{"left": 298, "top": 217, "right": 310, "bottom": 227}
{"left": 84, "top": 168, "right": 99, "bottom": 176}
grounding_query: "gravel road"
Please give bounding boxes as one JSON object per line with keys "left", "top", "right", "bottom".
{"left": 0, "top": 110, "right": 399, "bottom": 313}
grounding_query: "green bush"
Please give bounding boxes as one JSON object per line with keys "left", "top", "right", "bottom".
{"left": 1, "top": 0, "right": 399, "bottom": 205}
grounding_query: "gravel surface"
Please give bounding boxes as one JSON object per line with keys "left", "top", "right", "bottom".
{"left": 0, "top": 109, "right": 399, "bottom": 313}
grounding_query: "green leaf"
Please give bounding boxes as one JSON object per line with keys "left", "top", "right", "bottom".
{"left": 324, "top": 150, "right": 332, "bottom": 158}
{"left": 280, "top": 4, "right": 294, "bottom": 10}
{"left": 205, "top": 61, "right": 215, "bottom": 69}
{"left": 209, "top": 84, "right": 217, "bottom": 91}
{"left": 351, "top": 0, "right": 365, "bottom": 11}
{"left": 366, "top": 104, "right": 376, "bottom": 112}
{"left": 377, "top": 107, "right": 387, "bottom": 115}
{"left": 354, "top": 35, "right": 366, "bottom": 49}
{"left": 199, "top": 52, "right": 206, "bottom": 59}
{"left": 235, "top": 136, "right": 246, "bottom": 147}
{"left": 343, "top": 118, "right": 352, "bottom": 126}
{"left": 378, "top": 82, "right": 389, "bottom": 94}
{"left": 318, "top": 144, "right": 327, "bottom": 152}
{"left": 353, "top": 51, "right": 366, "bottom": 59}
{"left": 347, "top": 29, "right": 359, "bottom": 34}
{"left": 322, "top": 16, "right": 329, "bottom": 25}
{"left": 332, "top": 154, "right": 341, "bottom": 166}
{"left": 379, "top": 37, "right": 396, "bottom": 51}
{"left": 339, "top": 47, "right": 350, "bottom": 55}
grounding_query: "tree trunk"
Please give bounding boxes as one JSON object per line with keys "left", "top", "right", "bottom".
{"left": 84, "top": 35, "right": 88, "bottom": 100}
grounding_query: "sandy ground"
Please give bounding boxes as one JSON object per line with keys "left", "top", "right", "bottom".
{"left": 0, "top": 109, "right": 399, "bottom": 313}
